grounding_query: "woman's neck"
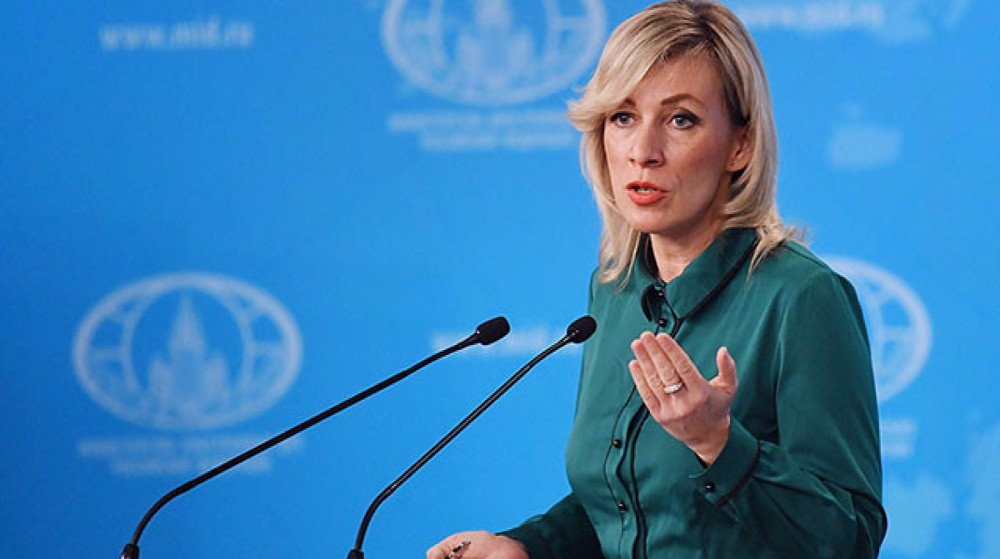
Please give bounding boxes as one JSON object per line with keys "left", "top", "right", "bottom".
{"left": 648, "top": 224, "right": 722, "bottom": 282}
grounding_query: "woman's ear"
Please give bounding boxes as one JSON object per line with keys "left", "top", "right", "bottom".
{"left": 726, "top": 126, "right": 753, "bottom": 173}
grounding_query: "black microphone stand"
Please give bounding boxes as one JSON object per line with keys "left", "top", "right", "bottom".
{"left": 346, "top": 316, "right": 596, "bottom": 559}
{"left": 120, "top": 317, "right": 510, "bottom": 559}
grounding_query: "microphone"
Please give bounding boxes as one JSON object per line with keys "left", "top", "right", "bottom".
{"left": 119, "top": 316, "right": 510, "bottom": 559}
{"left": 346, "top": 315, "right": 597, "bottom": 559}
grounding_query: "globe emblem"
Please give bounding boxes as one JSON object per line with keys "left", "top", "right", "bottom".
{"left": 382, "top": 0, "right": 606, "bottom": 105}
{"left": 825, "top": 257, "right": 932, "bottom": 403}
{"left": 73, "top": 273, "right": 302, "bottom": 431}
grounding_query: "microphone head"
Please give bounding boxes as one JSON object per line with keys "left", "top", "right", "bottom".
{"left": 475, "top": 316, "right": 511, "bottom": 346}
{"left": 566, "top": 315, "right": 597, "bottom": 344}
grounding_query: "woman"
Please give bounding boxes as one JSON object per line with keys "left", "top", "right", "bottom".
{"left": 428, "top": 1, "right": 886, "bottom": 558}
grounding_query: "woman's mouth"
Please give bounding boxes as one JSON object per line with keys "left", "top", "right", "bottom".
{"left": 626, "top": 181, "right": 667, "bottom": 205}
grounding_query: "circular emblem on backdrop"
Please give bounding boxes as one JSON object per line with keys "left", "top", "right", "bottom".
{"left": 73, "top": 273, "right": 302, "bottom": 431}
{"left": 825, "top": 257, "right": 932, "bottom": 403}
{"left": 382, "top": 0, "right": 605, "bottom": 106}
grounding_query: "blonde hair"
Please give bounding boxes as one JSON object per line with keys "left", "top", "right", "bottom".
{"left": 568, "top": 0, "right": 797, "bottom": 285}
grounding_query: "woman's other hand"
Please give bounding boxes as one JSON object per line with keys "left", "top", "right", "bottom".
{"left": 628, "top": 332, "right": 738, "bottom": 464}
{"left": 425, "top": 531, "right": 528, "bottom": 559}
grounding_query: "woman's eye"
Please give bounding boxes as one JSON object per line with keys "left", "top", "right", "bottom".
{"left": 609, "top": 112, "right": 634, "bottom": 126}
{"left": 671, "top": 113, "right": 698, "bottom": 128}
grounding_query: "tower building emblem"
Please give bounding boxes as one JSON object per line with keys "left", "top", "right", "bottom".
{"left": 73, "top": 273, "right": 302, "bottom": 431}
{"left": 382, "top": 0, "right": 605, "bottom": 105}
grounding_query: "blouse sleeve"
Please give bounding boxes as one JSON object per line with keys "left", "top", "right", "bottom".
{"left": 498, "top": 492, "right": 603, "bottom": 559}
{"left": 689, "top": 269, "right": 887, "bottom": 558}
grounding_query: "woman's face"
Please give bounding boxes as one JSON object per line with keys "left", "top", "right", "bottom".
{"left": 603, "top": 53, "right": 750, "bottom": 249}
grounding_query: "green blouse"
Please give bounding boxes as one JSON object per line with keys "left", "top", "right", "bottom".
{"left": 502, "top": 228, "right": 886, "bottom": 558}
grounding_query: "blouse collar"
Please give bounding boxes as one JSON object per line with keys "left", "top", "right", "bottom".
{"left": 636, "top": 228, "right": 757, "bottom": 321}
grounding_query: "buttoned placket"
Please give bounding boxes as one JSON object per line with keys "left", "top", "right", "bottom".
{"left": 603, "top": 280, "right": 680, "bottom": 559}
{"left": 559, "top": 230, "right": 759, "bottom": 558}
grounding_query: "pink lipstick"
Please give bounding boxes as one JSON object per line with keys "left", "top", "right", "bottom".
{"left": 626, "top": 181, "right": 667, "bottom": 205}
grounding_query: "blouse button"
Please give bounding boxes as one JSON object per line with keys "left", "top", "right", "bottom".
{"left": 657, "top": 318, "right": 667, "bottom": 327}
{"left": 617, "top": 501, "right": 628, "bottom": 512}
{"left": 611, "top": 438, "right": 622, "bottom": 448}
{"left": 704, "top": 482, "right": 716, "bottom": 493}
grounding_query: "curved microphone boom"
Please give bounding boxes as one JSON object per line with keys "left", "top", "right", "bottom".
{"left": 119, "top": 316, "right": 510, "bottom": 559}
{"left": 346, "top": 315, "right": 597, "bottom": 559}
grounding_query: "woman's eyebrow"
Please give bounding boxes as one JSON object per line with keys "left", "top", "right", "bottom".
{"left": 658, "top": 93, "right": 703, "bottom": 108}
{"left": 615, "top": 93, "right": 705, "bottom": 109}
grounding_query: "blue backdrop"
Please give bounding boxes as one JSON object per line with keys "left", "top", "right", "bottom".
{"left": 2, "top": 1, "right": 997, "bottom": 558}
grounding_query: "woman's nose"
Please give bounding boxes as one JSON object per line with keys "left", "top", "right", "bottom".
{"left": 628, "top": 124, "right": 664, "bottom": 167}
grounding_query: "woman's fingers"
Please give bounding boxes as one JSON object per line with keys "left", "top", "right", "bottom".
{"left": 631, "top": 332, "right": 682, "bottom": 391}
{"left": 426, "top": 531, "right": 528, "bottom": 559}
{"left": 427, "top": 533, "right": 476, "bottom": 559}
{"left": 634, "top": 333, "right": 733, "bottom": 397}
{"left": 711, "top": 346, "right": 738, "bottom": 395}
{"left": 427, "top": 538, "right": 452, "bottom": 559}
{"left": 653, "top": 333, "right": 704, "bottom": 391}
{"left": 628, "top": 357, "right": 662, "bottom": 414}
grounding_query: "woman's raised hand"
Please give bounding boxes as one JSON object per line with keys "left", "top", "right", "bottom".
{"left": 628, "top": 331, "right": 738, "bottom": 465}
